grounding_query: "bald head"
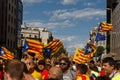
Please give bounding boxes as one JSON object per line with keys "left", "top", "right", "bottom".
{"left": 48, "top": 66, "right": 63, "bottom": 80}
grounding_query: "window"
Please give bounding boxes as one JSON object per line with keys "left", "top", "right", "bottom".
{"left": 8, "top": 25, "right": 10, "bottom": 33}
{"left": 34, "top": 35, "right": 37, "bottom": 38}
{"left": 29, "top": 35, "right": 31, "bottom": 38}
{"left": 8, "top": 39, "right": 9, "bottom": 47}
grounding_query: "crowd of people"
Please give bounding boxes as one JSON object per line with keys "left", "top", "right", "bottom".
{"left": 0, "top": 54, "right": 120, "bottom": 80}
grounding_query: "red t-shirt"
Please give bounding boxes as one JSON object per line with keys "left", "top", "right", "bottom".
{"left": 41, "top": 70, "right": 49, "bottom": 80}
{"left": 100, "top": 70, "right": 105, "bottom": 76}
{"left": 0, "top": 71, "right": 3, "bottom": 80}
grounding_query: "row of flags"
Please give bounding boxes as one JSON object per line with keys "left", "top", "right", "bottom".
{"left": 73, "top": 43, "right": 97, "bottom": 64}
{"left": 0, "top": 38, "right": 63, "bottom": 60}
{"left": 22, "top": 38, "right": 64, "bottom": 59}
{"left": 0, "top": 21, "right": 112, "bottom": 61}
{"left": 73, "top": 22, "right": 112, "bottom": 64}
{"left": 94, "top": 22, "right": 113, "bottom": 42}
{"left": 0, "top": 47, "right": 14, "bottom": 60}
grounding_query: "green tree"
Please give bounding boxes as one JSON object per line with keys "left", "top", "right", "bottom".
{"left": 94, "top": 46, "right": 105, "bottom": 57}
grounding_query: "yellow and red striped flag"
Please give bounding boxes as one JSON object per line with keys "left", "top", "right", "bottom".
{"left": 0, "top": 47, "right": 14, "bottom": 60}
{"left": 44, "top": 39, "right": 64, "bottom": 56}
{"left": 23, "top": 39, "right": 44, "bottom": 59}
{"left": 73, "top": 48, "right": 90, "bottom": 64}
{"left": 98, "top": 22, "right": 113, "bottom": 32}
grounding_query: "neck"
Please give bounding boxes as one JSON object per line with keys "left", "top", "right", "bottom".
{"left": 29, "top": 69, "right": 34, "bottom": 74}
{"left": 63, "top": 69, "right": 68, "bottom": 73}
{"left": 108, "top": 69, "right": 116, "bottom": 76}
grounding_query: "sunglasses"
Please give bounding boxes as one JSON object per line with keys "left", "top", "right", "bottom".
{"left": 60, "top": 63, "right": 67, "bottom": 65}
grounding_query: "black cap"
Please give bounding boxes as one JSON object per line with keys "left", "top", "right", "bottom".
{"left": 38, "top": 60, "right": 45, "bottom": 65}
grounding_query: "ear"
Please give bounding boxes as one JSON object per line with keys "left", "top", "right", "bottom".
{"left": 111, "top": 65, "right": 115, "bottom": 69}
{"left": 76, "top": 69, "right": 80, "bottom": 75}
{"left": 4, "top": 72, "right": 10, "bottom": 80}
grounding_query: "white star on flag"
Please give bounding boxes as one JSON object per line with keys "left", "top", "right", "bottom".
{"left": 26, "top": 45, "right": 29, "bottom": 49}
{"left": 87, "top": 47, "right": 92, "bottom": 53}
{"left": 1, "top": 50, "right": 4, "bottom": 55}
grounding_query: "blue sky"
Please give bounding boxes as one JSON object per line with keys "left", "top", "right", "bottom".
{"left": 23, "top": 0, "right": 106, "bottom": 55}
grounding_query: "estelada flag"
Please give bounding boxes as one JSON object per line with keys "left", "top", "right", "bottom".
{"left": 98, "top": 22, "right": 113, "bottom": 32}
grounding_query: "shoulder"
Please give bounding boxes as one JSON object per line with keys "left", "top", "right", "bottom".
{"left": 76, "top": 74, "right": 90, "bottom": 80}
{"left": 32, "top": 70, "right": 42, "bottom": 80}
{"left": 112, "top": 73, "right": 120, "bottom": 80}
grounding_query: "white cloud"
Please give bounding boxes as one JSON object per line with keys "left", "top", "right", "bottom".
{"left": 54, "top": 35, "right": 86, "bottom": 53}
{"left": 24, "top": 20, "right": 75, "bottom": 29}
{"left": 46, "top": 20, "right": 75, "bottom": 29}
{"left": 50, "top": 8, "right": 106, "bottom": 21}
{"left": 84, "top": 2, "right": 96, "bottom": 6}
{"left": 61, "top": 0, "right": 79, "bottom": 5}
{"left": 23, "top": 0, "right": 44, "bottom": 3}
{"left": 59, "top": 36, "right": 76, "bottom": 42}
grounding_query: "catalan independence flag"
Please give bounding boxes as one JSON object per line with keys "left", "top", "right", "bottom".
{"left": 98, "top": 22, "right": 113, "bottom": 32}
{"left": 73, "top": 48, "right": 90, "bottom": 64}
{"left": 84, "top": 43, "right": 96, "bottom": 57}
{"left": 0, "top": 47, "right": 14, "bottom": 60}
{"left": 95, "top": 32, "right": 106, "bottom": 42}
{"left": 23, "top": 39, "right": 44, "bottom": 59}
{"left": 75, "top": 74, "right": 90, "bottom": 80}
{"left": 44, "top": 39, "right": 63, "bottom": 57}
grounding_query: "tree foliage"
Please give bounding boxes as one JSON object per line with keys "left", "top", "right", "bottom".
{"left": 94, "top": 46, "right": 105, "bottom": 57}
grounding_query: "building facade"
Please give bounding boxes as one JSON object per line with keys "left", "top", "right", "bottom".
{"left": 90, "top": 27, "right": 107, "bottom": 59}
{"left": 21, "top": 26, "right": 53, "bottom": 46}
{"left": 111, "top": 2, "right": 120, "bottom": 60}
{"left": 0, "top": 0, "right": 23, "bottom": 52}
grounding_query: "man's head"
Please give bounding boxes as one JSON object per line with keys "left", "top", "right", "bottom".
{"left": 48, "top": 66, "right": 63, "bottom": 80}
{"left": 24, "top": 58, "right": 35, "bottom": 73}
{"left": 76, "top": 64, "right": 88, "bottom": 76}
{"left": 102, "top": 57, "right": 115, "bottom": 75}
{"left": 4, "top": 60, "right": 24, "bottom": 80}
{"left": 59, "top": 58, "right": 70, "bottom": 72}
{"left": 116, "top": 62, "right": 120, "bottom": 72}
{"left": 38, "top": 60, "right": 46, "bottom": 71}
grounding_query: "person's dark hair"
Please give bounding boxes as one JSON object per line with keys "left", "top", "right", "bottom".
{"left": 90, "top": 60, "right": 95, "bottom": 65}
{"left": 89, "top": 63, "right": 99, "bottom": 72}
{"left": 96, "top": 76, "right": 111, "bottom": 80}
{"left": 115, "top": 62, "right": 120, "bottom": 70}
{"left": 102, "top": 57, "right": 115, "bottom": 67}
{"left": 59, "top": 58, "right": 70, "bottom": 68}
{"left": 21, "top": 62, "right": 29, "bottom": 74}
{"left": 77, "top": 64, "right": 88, "bottom": 74}
{"left": 23, "top": 54, "right": 28, "bottom": 58}
{"left": 38, "top": 60, "right": 46, "bottom": 65}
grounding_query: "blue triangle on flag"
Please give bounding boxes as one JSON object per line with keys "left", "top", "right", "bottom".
{"left": 95, "top": 33, "right": 106, "bottom": 42}
{"left": 84, "top": 44, "right": 94, "bottom": 54}
{"left": 0, "top": 48, "right": 5, "bottom": 56}
{"left": 43, "top": 48, "right": 52, "bottom": 56}
{"left": 22, "top": 39, "right": 30, "bottom": 52}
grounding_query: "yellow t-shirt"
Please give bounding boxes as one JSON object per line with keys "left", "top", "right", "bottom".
{"left": 76, "top": 74, "right": 90, "bottom": 80}
{"left": 112, "top": 74, "right": 120, "bottom": 80}
{"left": 32, "top": 70, "right": 42, "bottom": 80}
